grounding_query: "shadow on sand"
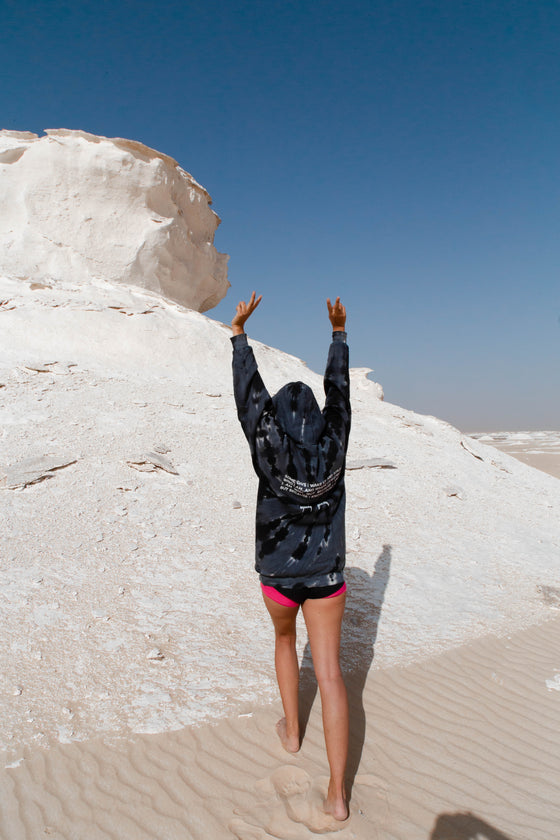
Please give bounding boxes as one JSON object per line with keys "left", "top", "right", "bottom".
{"left": 430, "top": 812, "right": 514, "bottom": 839}
{"left": 299, "top": 543, "right": 392, "bottom": 800}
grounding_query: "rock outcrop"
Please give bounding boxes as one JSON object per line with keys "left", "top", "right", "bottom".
{"left": 0, "top": 129, "right": 229, "bottom": 311}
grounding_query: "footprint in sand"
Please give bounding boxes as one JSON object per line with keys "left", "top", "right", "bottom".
{"left": 230, "top": 768, "right": 390, "bottom": 839}
{"left": 230, "top": 766, "right": 352, "bottom": 839}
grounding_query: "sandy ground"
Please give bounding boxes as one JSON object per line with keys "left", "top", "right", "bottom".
{"left": 1, "top": 615, "right": 559, "bottom": 840}
{"left": 521, "top": 453, "right": 560, "bottom": 479}
{"left": 472, "top": 431, "right": 560, "bottom": 480}
{"left": 512, "top": 452, "right": 560, "bottom": 480}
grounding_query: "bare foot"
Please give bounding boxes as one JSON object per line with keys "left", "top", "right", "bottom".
{"left": 276, "top": 718, "right": 300, "bottom": 753}
{"left": 324, "top": 784, "right": 349, "bottom": 821}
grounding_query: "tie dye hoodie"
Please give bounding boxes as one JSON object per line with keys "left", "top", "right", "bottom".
{"left": 231, "top": 331, "right": 351, "bottom": 588}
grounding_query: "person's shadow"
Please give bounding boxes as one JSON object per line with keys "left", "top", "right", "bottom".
{"left": 430, "top": 811, "right": 514, "bottom": 840}
{"left": 298, "top": 544, "right": 392, "bottom": 799}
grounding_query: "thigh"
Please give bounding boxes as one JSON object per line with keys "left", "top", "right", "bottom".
{"left": 301, "top": 591, "right": 346, "bottom": 681}
{"left": 262, "top": 590, "right": 300, "bottom": 637}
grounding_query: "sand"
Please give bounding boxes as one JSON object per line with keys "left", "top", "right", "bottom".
{"left": 472, "top": 431, "right": 560, "bottom": 481}
{"left": 497, "top": 450, "right": 560, "bottom": 482}
{"left": 1, "top": 615, "right": 559, "bottom": 839}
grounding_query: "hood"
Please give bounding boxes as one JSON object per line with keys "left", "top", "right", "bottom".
{"left": 272, "top": 381, "right": 325, "bottom": 446}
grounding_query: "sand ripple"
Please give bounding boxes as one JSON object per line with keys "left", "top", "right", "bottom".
{"left": 1, "top": 618, "right": 559, "bottom": 839}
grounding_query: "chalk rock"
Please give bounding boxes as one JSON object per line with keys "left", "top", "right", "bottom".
{"left": 2, "top": 455, "right": 78, "bottom": 490}
{"left": 0, "top": 129, "right": 229, "bottom": 312}
{"left": 347, "top": 457, "right": 396, "bottom": 470}
{"left": 126, "top": 452, "right": 178, "bottom": 475}
{"left": 350, "top": 368, "right": 384, "bottom": 400}
{"left": 147, "top": 648, "right": 165, "bottom": 661}
{"left": 460, "top": 438, "right": 485, "bottom": 461}
{"left": 443, "top": 485, "right": 466, "bottom": 499}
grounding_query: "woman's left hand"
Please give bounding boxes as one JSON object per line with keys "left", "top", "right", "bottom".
{"left": 232, "top": 291, "right": 262, "bottom": 335}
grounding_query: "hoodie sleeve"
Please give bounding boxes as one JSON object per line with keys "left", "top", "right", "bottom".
{"left": 231, "top": 333, "right": 273, "bottom": 454}
{"left": 322, "top": 331, "right": 351, "bottom": 453}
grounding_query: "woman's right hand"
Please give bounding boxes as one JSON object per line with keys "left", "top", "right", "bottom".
{"left": 327, "top": 297, "right": 346, "bottom": 331}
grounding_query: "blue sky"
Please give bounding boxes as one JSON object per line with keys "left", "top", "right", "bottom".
{"left": 2, "top": 0, "right": 559, "bottom": 429}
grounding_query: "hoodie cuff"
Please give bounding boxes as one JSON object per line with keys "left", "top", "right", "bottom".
{"left": 332, "top": 331, "right": 347, "bottom": 343}
{"left": 231, "top": 332, "right": 249, "bottom": 347}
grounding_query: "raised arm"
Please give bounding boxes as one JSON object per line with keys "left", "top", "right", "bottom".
{"left": 323, "top": 297, "right": 351, "bottom": 450}
{"left": 231, "top": 293, "right": 271, "bottom": 451}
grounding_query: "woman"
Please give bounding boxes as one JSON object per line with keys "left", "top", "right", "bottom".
{"left": 230, "top": 293, "right": 351, "bottom": 821}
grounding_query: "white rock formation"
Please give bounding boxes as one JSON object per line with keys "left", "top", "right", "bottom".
{"left": 0, "top": 129, "right": 229, "bottom": 311}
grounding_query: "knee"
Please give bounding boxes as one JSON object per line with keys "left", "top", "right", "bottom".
{"left": 275, "top": 629, "right": 297, "bottom": 647}
{"left": 315, "top": 666, "right": 344, "bottom": 690}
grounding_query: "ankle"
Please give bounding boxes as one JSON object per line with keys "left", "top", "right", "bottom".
{"left": 328, "top": 778, "right": 346, "bottom": 801}
{"left": 325, "top": 779, "right": 348, "bottom": 821}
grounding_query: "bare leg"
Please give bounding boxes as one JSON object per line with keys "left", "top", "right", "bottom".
{"left": 302, "top": 592, "right": 348, "bottom": 821}
{"left": 262, "top": 592, "right": 300, "bottom": 753}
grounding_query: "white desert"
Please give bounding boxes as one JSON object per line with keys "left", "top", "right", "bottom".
{"left": 1, "top": 130, "right": 559, "bottom": 840}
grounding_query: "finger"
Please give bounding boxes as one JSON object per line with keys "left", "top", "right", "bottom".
{"left": 326, "top": 298, "right": 332, "bottom": 313}
{"left": 248, "top": 291, "right": 256, "bottom": 306}
{"left": 249, "top": 295, "right": 262, "bottom": 313}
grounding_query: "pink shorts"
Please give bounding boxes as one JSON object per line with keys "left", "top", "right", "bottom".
{"left": 261, "top": 581, "right": 346, "bottom": 607}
